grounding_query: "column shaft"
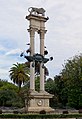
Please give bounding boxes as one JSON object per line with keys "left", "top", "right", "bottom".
{"left": 39, "top": 30, "right": 45, "bottom": 91}
{"left": 29, "top": 29, "right": 35, "bottom": 91}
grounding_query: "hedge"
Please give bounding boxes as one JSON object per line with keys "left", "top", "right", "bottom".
{"left": 0, "top": 114, "right": 82, "bottom": 118}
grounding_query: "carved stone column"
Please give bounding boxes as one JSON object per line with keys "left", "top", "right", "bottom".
{"left": 28, "top": 28, "right": 35, "bottom": 91}
{"left": 39, "top": 30, "right": 46, "bottom": 92}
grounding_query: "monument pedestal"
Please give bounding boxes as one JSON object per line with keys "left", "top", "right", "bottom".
{"left": 27, "top": 91, "right": 54, "bottom": 113}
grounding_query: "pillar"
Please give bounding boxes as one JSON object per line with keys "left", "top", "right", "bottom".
{"left": 39, "top": 30, "right": 45, "bottom": 91}
{"left": 28, "top": 28, "right": 35, "bottom": 91}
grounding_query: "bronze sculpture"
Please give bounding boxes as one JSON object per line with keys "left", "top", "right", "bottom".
{"left": 28, "top": 7, "right": 45, "bottom": 16}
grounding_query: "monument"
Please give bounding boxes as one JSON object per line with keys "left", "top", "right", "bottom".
{"left": 25, "top": 7, "right": 54, "bottom": 113}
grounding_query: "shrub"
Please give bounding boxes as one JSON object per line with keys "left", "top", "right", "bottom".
{"left": 63, "top": 110, "right": 68, "bottom": 114}
{"left": 0, "top": 114, "right": 82, "bottom": 118}
{"left": 0, "top": 109, "right": 2, "bottom": 114}
{"left": 13, "top": 110, "right": 19, "bottom": 114}
{"left": 79, "top": 109, "right": 82, "bottom": 113}
{"left": 39, "top": 110, "right": 46, "bottom": 114}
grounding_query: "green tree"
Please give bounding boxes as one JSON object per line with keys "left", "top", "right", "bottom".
{"left": 0, "top": 80, "right": 24, "bottom": 107}
{"left": 0, "top": 80, "right": 18, "bottom": 92}
{"left": 54, "top": 75, "right": 67, "bottom": 108}
{"left": 9, "top": 63, "right": 29, "bottom": 90}
{"left": 0, "top": 89, "right": 24, "bottom": 107}
{"left": 19, "top": 87, "right": 31, "bottom": 113}
{"left": 61, "top": 54, "right": 82, "bottom": 109}
{"left": 45, "top": 78, "right": 55, "bottom": 94}
{"left": 45, "top": 76, "right": 67, "bottom": 108}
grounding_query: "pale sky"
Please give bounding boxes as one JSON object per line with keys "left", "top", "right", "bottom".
{"left": 0, "top": 0, "right": 82, "bottom": 81}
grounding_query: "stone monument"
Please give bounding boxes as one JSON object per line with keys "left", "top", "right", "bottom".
{"left": 25, "top": 7, "right": 54, "bottom": 113}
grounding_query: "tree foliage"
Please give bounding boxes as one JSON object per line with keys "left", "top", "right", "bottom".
{"left": 0, "top": 80, "right": 24, "bottom": 107}
{"left": 61, "top": 54, "right": 82, "bottom": 109}
{"left": 1, "top": 54, "right": 82, "bottom": 109}
{"left": 9, "top": 63, "right": 29, "bottom": 90}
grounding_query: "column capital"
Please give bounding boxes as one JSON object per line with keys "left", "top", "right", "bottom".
{"left": 38, "top": 29, "right": 47, "bottom": 34}
{"left": 38, "top": 29, "right": 47, "bottom": 39}
{"left": 27, "top": 28, "right": 36, "bottom": 37}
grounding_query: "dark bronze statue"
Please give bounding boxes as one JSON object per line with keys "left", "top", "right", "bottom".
{"left": 24, "top": 53, "right": 49, "bottom": 64}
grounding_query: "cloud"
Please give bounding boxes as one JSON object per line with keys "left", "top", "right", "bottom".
{"left": 0, "top": 68, "right": 9, "bottom": 79}
{"left": 0, "top": 0, "right": 82, "bottom": 80}
{"left": 0, "top": 45, "right": 7, "bottom": 52}
{"left": 5, "top": 48, "right": 22, "bottom": 56}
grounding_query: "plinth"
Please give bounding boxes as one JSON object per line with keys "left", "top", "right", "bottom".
{"left": 28, "top": 91, "right": 54, "bottom": 113}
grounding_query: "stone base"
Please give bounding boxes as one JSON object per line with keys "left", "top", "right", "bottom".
{"left": 28, "top": 106, "right": 54, "bottom": 113}
{"left": 26, "top": 90, "right": 54, "bottom": 113}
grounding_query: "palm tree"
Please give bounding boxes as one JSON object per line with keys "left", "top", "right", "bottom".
{"left": 9, "top": 63, "right": 29, "bottom": 90}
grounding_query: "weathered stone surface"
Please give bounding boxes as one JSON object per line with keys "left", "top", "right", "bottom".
{"left": 25, "top": 9, "right": 53, "bottom": 113}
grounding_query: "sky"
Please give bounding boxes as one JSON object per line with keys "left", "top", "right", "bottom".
{"left": 0, "top": 0, "right": 82, "bottom": 81}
